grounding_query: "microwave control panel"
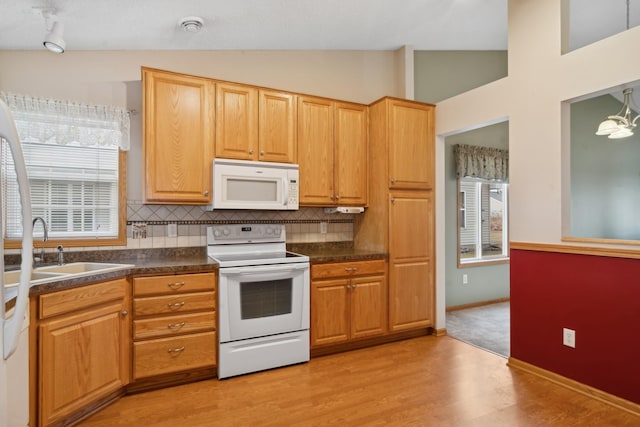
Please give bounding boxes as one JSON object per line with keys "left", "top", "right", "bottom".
{"left": 287, "top": 179, "right": 298, "bottom": 207}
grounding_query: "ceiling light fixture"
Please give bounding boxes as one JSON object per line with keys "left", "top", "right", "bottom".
{"left": 595, "top": 88, "right": 640, "bottom": 139}
{"left": 179, "top": 16, "right": 204, "bottom": 33}
{"left": 43, "top": 20, "right": 65, "bottom": 53}
{"left": 40, "top": 6, "right": 65, "bottom": 54}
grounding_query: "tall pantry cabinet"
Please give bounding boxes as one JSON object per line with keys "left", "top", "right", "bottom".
{"left": 355, "top": 97, "right": 435, "bottom": 332}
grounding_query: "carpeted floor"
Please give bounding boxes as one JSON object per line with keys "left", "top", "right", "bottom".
{"left": 445, "top": 301, "right": 510, "bottom": 357}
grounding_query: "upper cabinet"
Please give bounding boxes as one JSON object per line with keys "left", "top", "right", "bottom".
{"left": 385, "top": 98, "right": 434, "bottom": 190}
{"left": 298, "top": 96, "right": 367, "bottom": 206}
{"left": 142, "top": 68, "right": 214, "bottom": 204}
{"left": 215, "top": 83, "right": 297, "bottom": 163}
{"left": 215, "top": 82, "right": 258, "bottom": 161}
{"left": 259, "top": 90, "right": 297, "bottom": 163}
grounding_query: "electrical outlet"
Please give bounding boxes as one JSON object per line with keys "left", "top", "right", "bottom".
{"left": 167, "top": 223, "right": 177, "bottom": 238}
{"left": 563, "top": 328, "right": 576, "bottom": 348}
{"left": 320, "top": 222, "right": 328, "bottom": 234}
{"left": 462, "top": 274, "right": 468, "bottom": 285}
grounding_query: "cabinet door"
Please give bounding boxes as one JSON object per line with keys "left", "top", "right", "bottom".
{"left": 388, "top": 99, "right": 434, "bottom": 190}
{"left": 39, "top": 299, "right": 129, "bottom": 426}
{"left": 335, "top": 102, "right": 368, "bottom": 206}
{"left": 143, "top": 69, "right": 214, "bottom": 204}
{"left": 259, "top": 90, "right": 297, "bottom": 163}
{"left": 311, "top": 278, "right": 349, "bottom": 347}
{"left": 298, "top": 96, "right": 334, "bottom": 205}
{"left": 388, "top": 191, "right": 434, "bottom": 331}
{"left": 350, "top": 274, "right": 386, "bottom": 339}
{"left": 215, "top": 82, "right": 258, "bottom": 160}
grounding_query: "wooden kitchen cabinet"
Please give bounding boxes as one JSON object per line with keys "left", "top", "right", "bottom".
{"left": 142, "top": 67, "right": 214, "bottom": 204}
{"left": 35, "top": 279, "right": 130, "bottom": 427}
{"left": 354, "top": 97, "right": 435, "bottom": 334}
{"left": 259, "top": 89, "right": 297, "bottom": 163}
{"left": 298, "top": 95, "right": 367, "bottom": 206}
{"left": 216, "top": 82, "right": 297, "bottom": 163}
{"left": 131, "top": 272, "right": 217, "bottom": 385}
{"left": 215, "top": 82, "right": 258, "bottom": 160}
{"left": 310, "top": 259, "right": 386, "bottom": 348}
{"left": 388, "top": 191, "right": 434, "bottom": 331}
{"left": 384, "top": 97, "right": 434, "bottom": 190}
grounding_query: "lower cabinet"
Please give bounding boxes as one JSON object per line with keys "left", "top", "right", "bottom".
{"left": 311, "top": 259, "right": 386, "bottom": 348}
{"left": 131, "top": 272, "right": 217, "bottom": 384}
{"left": 34, "top": 279, "right": 130, "bottom": 427}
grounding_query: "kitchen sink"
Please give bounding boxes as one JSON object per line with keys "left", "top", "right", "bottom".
{"left": 3, "top": 262, "right": 135, "bottom": 301}
{"left": 36, "top": 262, "right": 133, "bottom": 275}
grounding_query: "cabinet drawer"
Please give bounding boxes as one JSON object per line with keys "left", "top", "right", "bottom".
{"left": 312, "top": 259, "right": 385, "bottom": 280}
{"left": 133, "top": 331, "right": 216, "bottom": 379}
{"left": 39, "top": 279, "right": 127, "bottom": 319}
{"left": 134, "top": 291, "right": 215, "bottom": 316}
{"left": 133, "top": 273, "right": 216, "bottom": 297}
{"left": 134, "top": 312, "right": 216, "bottom": 340}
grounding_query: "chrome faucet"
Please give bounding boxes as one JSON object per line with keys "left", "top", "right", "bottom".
{"left": 32, "top": 216, "right": 48, "bottom": 267}
{"left": 57, "top": 244, "right": 64, "bottom": 266}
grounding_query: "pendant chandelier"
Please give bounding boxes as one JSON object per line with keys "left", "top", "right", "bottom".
{"left": 595, "top": 88, "right": 640, "bottom": 139}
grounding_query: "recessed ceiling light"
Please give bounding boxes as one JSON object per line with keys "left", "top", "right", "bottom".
{"left": 179, "top": 16, "right": 204, "bottom": 33}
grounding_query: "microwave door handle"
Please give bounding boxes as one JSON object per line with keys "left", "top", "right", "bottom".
{"left": 283, "top": 179, "right": 289, "bottom": 207}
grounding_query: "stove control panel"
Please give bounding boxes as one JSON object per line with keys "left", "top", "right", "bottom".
{"left": 207, "top": 224, "right": 285, "bottom": 244}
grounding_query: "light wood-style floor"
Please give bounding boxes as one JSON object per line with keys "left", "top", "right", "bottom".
{"left": 78, "top": 336, "right": 639, "bottom": 426}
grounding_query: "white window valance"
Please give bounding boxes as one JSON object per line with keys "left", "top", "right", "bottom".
{"left": 0, "top": 91, "right": 130, "bottom": 151}
{"left": 454, "top": 144, "right": 508, "bottom": 182}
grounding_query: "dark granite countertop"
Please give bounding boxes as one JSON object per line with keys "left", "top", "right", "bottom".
{"left": 15, "top": 243, "right": 386, "bottom": 296}
{"left": 24, "top": 247, "right": 218, "bottom": 296}
{"left": 287, "top": 242, "right": 387, "bottom": 263}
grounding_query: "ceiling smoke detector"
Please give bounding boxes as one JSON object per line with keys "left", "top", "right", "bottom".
{"left": 179, "top": 16, "right": 204, "bottom": 33}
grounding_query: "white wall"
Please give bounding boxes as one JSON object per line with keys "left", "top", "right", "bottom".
{"left": 434, "top": 0, "right": 640, "bottom": 329}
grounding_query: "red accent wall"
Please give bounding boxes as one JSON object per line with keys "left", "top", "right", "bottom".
{"left": 510, "top": 249, "right": 640, "bottom": 404}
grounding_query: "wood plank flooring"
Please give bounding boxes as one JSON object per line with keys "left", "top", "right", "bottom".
{"left": 78, "top": 336, "right": 639, "bottom": 426}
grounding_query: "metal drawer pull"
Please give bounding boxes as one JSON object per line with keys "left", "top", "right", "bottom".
{"left": 344, "top": 267, "right": 358, "bottom": 272}
{"left": 168, "top": 322, "right": 185, "bottom": 330}
{"left": 167, "top": 281, "right": 185, "bottom": 290}
{"left": 167, "top": 346, "right": 185, "bottom": 354}
{"left": 167, "top": 301, "right": 185, "bottom": 309}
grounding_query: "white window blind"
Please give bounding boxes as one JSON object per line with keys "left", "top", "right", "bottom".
{"left": 0, "top": 92, "right": 128, "bottom": 241}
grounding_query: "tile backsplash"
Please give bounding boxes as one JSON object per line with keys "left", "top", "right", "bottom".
{"left": 5, "top": 201, "right": 356, "bottom": 256}
{"left": 125, "top": 201, "right": 354, "bottom": 249}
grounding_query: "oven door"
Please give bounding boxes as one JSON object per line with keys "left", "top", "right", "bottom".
{"left": 218, "top": 262, "right": 309, "bottom": 343}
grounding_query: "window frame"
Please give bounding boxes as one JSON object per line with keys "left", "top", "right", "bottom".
{"left": 4, "top": 150, "right": 127, "bottom": 249}
{"left": 457, "top": 177, "right": 510, "bottom": 267}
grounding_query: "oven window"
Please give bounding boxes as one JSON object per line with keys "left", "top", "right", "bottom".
{"left": 227, "top": 178, "right": 278, "bottom": 202}
{"left": 240, "top": 279, "right": 292, "bottom": 319}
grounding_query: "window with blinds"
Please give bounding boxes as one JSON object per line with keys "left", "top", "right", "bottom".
{"left": 3, "top": 140, "right": 119, "bottom": 239}
{"left": 0, "top": 91, "right": 129, "bottom": 244}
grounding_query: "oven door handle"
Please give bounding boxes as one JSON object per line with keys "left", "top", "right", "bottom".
{"left": 221, "top": 263, "right": 309, "bottom": 277}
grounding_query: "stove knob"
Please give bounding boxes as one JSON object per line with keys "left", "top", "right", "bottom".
{"left": 274, "top": 226, "right": 282, "bottom": 236}
{"left": 223, "top": 229, "right": 230, "bottom": 236}
{"left": 266, "top": 227, "right": 273, "bottom": 235}
{"left": 213, "top": 229, "right": 221, "bottom": 237}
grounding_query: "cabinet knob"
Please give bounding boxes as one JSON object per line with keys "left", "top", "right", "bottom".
{"left": 249, "top": 149, "right": 254, "bottom": 154}
{"left": 391, "top": 197, "right": 395, "bottom": 204}
{"left": 260, "top": 150, "right": 265, "bottom": 156}
{"left": 390, "top": 178, "right": 396, "bottom": 184}
{"left": 204, "top": 190, "right": 209, "bottom": 196}
{"left": 121, "top": 310, "right": 128, "bottom": 317}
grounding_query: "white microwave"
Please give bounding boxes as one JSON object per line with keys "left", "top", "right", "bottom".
{"left": 207, "top": 158, "right": 299, "bottom": 210}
